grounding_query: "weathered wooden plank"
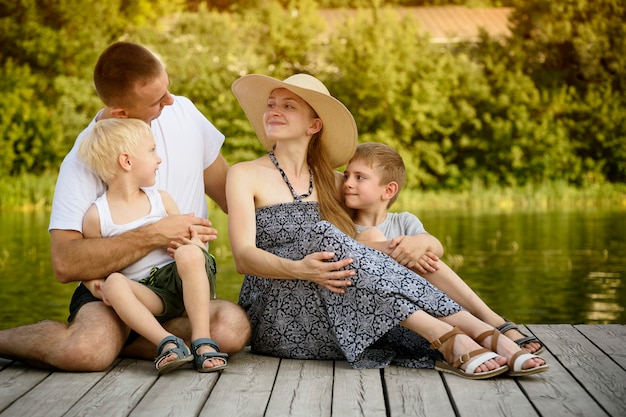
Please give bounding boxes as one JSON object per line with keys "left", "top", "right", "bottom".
{"left": 575, "top": 324, "right": 626, "bottom": 369}
{"left": 529, "top": 324, "right": 626, "bottom": 417}
{"left": 0, "top": 367, "right": 109, "bottom": 417}
{"left": 265, "top": 358, "right": 334, "bottom": 417}
{"left": 130, "top": 367, "right": 218, "bottom": 417}
{"left": 62, "top": 359, "right": 157, "bottom": 417}
{"left": 332, "top": 361, "right": 386, "bottom": 416}
{"left": 199, "top": 349, "right": 280, "bottom": 417}
{"left": 444, "top": 372, "right": 537, "bottom": 417}
{"left": 384, "top": 366, "right": 456, "bottom": 417}
{"left": 0, "top": 362, "right": 51, "bottom": 412}
{"left": 517, "top": 325, "right": 608, "bottom": 417}
{"left": 1, "top": 325, "right": 624, "bottom": 417}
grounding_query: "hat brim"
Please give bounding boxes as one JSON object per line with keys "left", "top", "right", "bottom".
{"left": 232, "top": 74, "right": 357, "bottom": 168}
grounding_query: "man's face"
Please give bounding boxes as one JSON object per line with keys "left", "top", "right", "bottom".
{"left": 125, "top": 70, "right": 174, "bottom": 123}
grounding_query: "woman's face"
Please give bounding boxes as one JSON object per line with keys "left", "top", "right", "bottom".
{"left": 263, "top": 88, "right": 320, "bottom": 141}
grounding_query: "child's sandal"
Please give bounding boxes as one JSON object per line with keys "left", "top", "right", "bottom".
{"left": 191, "top": 338, "right": 229, "bottom": 373}
{"left": 154, "top": 335, "right": 193, "bottom": 375}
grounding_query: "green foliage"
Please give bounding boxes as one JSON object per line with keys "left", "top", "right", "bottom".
{"left": 0, "top": 0, "right": 624, "bottom": 194}
{"left": 0, "top": 0, "right": 184, "bottom": 175}
{"left": 0, "top": 60, "right": 65, "bottom": 176}
{"left": 508, "top": 0, "right": 625, "bottom": 91}
{"left": 325, "top": 8, "right": 451, "bottom": 187}
{"left": 0, "top": 173, "right": 56, "bottom": 209}
{"left": 504, "top": 0, "right": 626, "bottom": 184}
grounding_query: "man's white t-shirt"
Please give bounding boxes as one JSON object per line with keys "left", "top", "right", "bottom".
{"left": 49, "top": 95, "right": 225, "bottom": 233}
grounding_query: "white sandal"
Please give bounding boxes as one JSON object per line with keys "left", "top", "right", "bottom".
{"left": 430, "top": 326, "right": 509, "bottom": 380}
{"left": 476, "top": 329, "right": 549, "bottom": 376}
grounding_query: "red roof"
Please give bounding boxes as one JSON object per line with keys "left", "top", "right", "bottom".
{"left": 319, "top": 6, "right": 514, "bottom": 43}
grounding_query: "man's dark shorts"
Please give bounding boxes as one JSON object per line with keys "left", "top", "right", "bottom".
{"left": 68, "top": 250, "right": 217, "bottom": 326}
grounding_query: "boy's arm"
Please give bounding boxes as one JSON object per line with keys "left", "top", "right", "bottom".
{"left": 159, "top": 190, "right": 181, "bottom": 216}
{"left": 388, "top": 233, "right": 443, "bottom": 273}
{"left": 159, "top": 189, "right": 206, "bottom": 252}
{"left": 356, "top": 227, "right": 441, "bottom": 275}
{"left": 82, "top": 204, "right": 102, "bottom": 239}
{"left": 80, "top": 205, "right": 103, "bottom": 296}
{"left": 355, "top": 227, "right": 393, "bottom": 253}
{"left": 80, "top": 205, "right": 106, "bottom": 300}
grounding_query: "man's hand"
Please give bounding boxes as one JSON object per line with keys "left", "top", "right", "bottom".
{"left": 167, "top": 226, "right": 207, "bottom": 257}
{"left": 154, "top": 213, "right": 217, "bottom": 245}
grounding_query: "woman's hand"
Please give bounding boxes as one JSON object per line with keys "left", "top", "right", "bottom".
{"left": 299, "top": 252, "right": 355, "bottom": 294}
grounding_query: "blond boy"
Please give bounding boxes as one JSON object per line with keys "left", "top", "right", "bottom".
{"left": 78, "top": 118, "right": 228, "bottom": 373}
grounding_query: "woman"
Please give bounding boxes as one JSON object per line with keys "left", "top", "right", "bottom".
{"left": 226, "top": 73, "right": 548, "bottom": 379}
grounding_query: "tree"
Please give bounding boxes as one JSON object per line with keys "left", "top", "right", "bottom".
{"left": 0, "top": 0, "right": 182, "bottom": 175}
{"left": 507, "top": 0, "right": 626, "bottom": 183}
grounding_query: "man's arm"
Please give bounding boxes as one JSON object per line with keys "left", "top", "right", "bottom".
{"left": 50, "top": 214, "right": 212, "bottom": 283}
{"left": 203, "top": 154, "right": 229, "bottom": 213}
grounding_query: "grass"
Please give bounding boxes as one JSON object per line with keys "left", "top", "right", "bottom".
{"left": 2, "top": 173, "right": 626, "bottom": 211}
{"left": 395, "top": 180, "right": 626, "bottom": 212}
{"left": 0, "top": 173, "right": 57, "bottom": 211}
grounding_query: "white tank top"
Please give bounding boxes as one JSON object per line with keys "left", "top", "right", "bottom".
{"left": 94, "top": 188, "right": 171, "bottom": 281}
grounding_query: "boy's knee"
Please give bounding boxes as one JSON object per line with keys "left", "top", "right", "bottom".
{"left": 174, "top": 244, "right": 204, "bottom": 264}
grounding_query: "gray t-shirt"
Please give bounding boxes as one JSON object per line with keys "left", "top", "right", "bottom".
{"left": 356, "top": 212, "right": 426, "bottom": 239}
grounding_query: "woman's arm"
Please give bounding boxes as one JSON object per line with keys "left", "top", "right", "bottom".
{"left": 226, "top": 162, "right": 354, "bottom": 294}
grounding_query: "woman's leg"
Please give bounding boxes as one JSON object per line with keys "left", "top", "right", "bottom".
{"left": 423, "top": 262, "right": 544, "bottom": 353}
{"left": 401, "top": 310, "right": 507, "bottom": 374}
{"left": 437, "top": 311, "right": 547, "bottom": 371}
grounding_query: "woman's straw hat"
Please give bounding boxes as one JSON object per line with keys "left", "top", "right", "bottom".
{"left": 232, "top": 73, "right": 357, "bottom": 168}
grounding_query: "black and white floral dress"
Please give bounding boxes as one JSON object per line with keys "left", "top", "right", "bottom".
{"left": 238, "top": 202, "right": 464, "bottom": 369}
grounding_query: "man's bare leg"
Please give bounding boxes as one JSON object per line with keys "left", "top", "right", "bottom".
{"left": 121, "top": 299, "right": 251, "bottom": 359}
{"left": 0, "top": 302, "right": 128, "bottom": 371}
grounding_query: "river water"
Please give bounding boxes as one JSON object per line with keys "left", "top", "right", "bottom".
{"left": 1, "top": 206, "right": 624, "bottom": 329}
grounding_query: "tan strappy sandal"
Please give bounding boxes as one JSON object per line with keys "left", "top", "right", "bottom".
{"left": 430, "top": 326, "right": 509, "bottom": 380}
{"left": 476, "top": 329, "right": 549, "bottom": 377}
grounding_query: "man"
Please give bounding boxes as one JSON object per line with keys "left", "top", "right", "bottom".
{"left": 0, "top": 42, "right": 250, "bottom": 371}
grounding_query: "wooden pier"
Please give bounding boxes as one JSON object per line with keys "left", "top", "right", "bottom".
{"left": 1, "top": 324, "right": 624, "bottom": 417}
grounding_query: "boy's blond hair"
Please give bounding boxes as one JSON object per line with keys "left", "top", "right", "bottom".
{"left": 78, "top": 118, "right": 152, "bottom": 184}
{"left": 351, "top": 142, "right": 406, "bottom": 208}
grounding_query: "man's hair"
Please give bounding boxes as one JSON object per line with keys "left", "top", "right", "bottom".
{"left": 78, "top": 118, "right": 152, "bottom": 184}
{"left": 93, "top": 42, "right": 164, "bottom": 107}
{"left": 351, "top": 142, "right": 406, "bottom": 207}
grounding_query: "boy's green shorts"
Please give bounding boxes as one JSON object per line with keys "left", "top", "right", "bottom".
{"left": 139, "top": 248, "right": 217, "bottom": 323}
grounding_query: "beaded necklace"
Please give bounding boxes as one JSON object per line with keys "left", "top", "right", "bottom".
{"left": 268, "top": 150, "right": 313, "bottom": 202}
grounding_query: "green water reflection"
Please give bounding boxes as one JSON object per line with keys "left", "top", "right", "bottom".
{"left": 1, "top": 207, "right": 624, "bottom": 329}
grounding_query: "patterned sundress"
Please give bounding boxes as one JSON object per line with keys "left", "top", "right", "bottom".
{"left": 238, "top": 201, "right": 464, "bottom": 369}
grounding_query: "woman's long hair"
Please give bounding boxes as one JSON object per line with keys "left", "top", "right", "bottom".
{"left": 308, "top": 133, "right": 356, "bottom": 238}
